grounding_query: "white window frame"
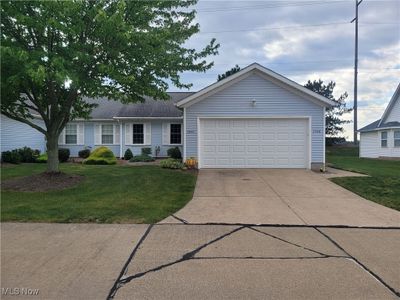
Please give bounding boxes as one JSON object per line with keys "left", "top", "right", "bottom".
{"left": 125, "top": 123, "right": 151, "bottom": 146}
{"left": 394, "top": 130, "right": 400, "bottom": 147}
{"left": 170, "top": 123, "right": 182, "bottom": 145}
{"left": 59, "top": 123, "right": 84, "bottom": 145}
{"left": 162, "top": 122, "right": 183, "bottom": 146}
{"left": 101, "top": 124, "right": 114, "bottom": 145}
{"left": 65, "top": 124, "right": 78, "bottom": 145}
{"left": 381, "top": 131, "right": 388, "bottom": 148}
{"left": 132, "top": 123, "right": 145, "bottom": 145}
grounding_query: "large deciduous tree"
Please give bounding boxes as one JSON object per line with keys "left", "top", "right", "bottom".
{"left": 1, "top": 0, "right": 219, "bottom": 172}
{"left": 304, "top": 79, "right": 352, "bottom": 137}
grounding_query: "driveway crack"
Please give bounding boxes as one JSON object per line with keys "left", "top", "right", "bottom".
{"left": 171, "top": 214, "right": 189, "bottom": 224}
{"left": 248, "top": 226, "right": 337, "bottom": 257}
{"left": 107, "top": 224, "right": 154, "bottom": 300}
{"left": 118, "top": 226, "right": 245, "bottom": 285}
{"left": 314, "top": 227, "right": 400, "bottom": 297}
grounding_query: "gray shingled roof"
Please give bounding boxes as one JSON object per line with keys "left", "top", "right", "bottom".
{"left": 359, "top": 119, "right": 400, "bottom": 132}
{"left": 84, "top": 92, "right": 193, "bottom": 119}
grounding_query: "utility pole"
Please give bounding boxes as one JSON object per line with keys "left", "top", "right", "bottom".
{"left": 351, "top": 0, "right": 363, "bottom": 144}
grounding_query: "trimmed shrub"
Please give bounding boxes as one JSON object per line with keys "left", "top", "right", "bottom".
{"left": 124, "top": 149, "right": 133, "bottom": 160}
{"left": 141, "top": 147, "right": 152, "bottom": 155}
{"left": 18, "top": 147, "right": 40, "bottom": 163}
{"left": 160, "top": 158, "right": 184, "bottom": 169}
{"left": 1, "top": 150, "right": 21, "bottom": 164}
{"left": 167, "top": 147, "right": 182, "bottom": 159}
{"left": 58, "top": 148, "right": 70, "bottom": 162}
{"left": 129, "top": 154, "right": 155, "bottom": 163}
{"left": 36, "top": 153, "right": 48, "bottom": 163}
{"left": 83, "top": 146, "right": 117, "bottom": 165}
{"left": 78, "top": 149, "right": 91, "bottom": 159}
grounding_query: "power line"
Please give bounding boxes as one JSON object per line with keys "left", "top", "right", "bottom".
{"left": 197, "top": 1, "right": 350, "bottom": 13}
{"left": 199, "top": 21, "right": 398, "bottom": 34}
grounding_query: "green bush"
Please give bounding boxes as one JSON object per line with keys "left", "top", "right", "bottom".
{"left": 160, "top": 158, "right": 184, "bottom": 169}
{"left": 17, "top": 147, "right": 40, "bottom": 162}
{"left": 83, "top": 146, "right": 117, "bottom": 165}
{"left": 58, "top": 148, "right": 70, "bottom": 162}
{"left": 1, "top": 150, "right": 21, "bottom": 164}
{"left": 36, "top": 153, "right": 48, "bottom": 163}
{"left": 124, "top": 149, "right": 133, "bottom": 160}
{"left": 167, "top": 147, "right": 182, "bottom": 159}
{"left": 78, "top": 149, "right": 91, "bottom": 159}
{"left": 141, "top": 147, "right": 152, "bottom": 155}
{"left": 130, "top": 154, "right": 155, "bottom": 162}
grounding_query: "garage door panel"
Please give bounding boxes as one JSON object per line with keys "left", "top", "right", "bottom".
{"left": 200, "top": 118, "right": 308, "bottom": 168}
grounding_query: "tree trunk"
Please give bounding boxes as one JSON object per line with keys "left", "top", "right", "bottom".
{"left": 46, "top": 134, "right": 59, "bottom": 173}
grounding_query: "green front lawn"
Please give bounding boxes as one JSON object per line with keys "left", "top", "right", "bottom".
{"left": 1, "top": 164, "right": 197, "bottom": 223}
{"left": 327, "top": 146, "right": 400, "bottom": 211}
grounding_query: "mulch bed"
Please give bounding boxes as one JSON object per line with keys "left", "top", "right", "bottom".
{"left": 2, "top": 172, "right": 84, "bottom": 192}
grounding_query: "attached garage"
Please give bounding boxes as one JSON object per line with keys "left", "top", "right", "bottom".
{"left": 177, "top": 63, "right": 335, "bottom": 170}
{"left": 199, "top": 118, "right": 309, "bottom": 168}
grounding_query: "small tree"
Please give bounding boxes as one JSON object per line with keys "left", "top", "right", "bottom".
{"left": 304, "top": 79, "right": 352, "bottom": 136}
{"left": 1, "top": 0, "right": 219, "bottom": 173}
{"left": 217, "top": 65, "right": 241, "bottom": 81}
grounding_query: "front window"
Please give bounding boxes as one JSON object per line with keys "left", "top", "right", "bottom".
{"left": 170, "top": 124, "right": 181, "bottom": 144}
{"left": 133, "top": 124, "right": 144, "bottom": 144}
{"left": 394, "top": 131, "right": 400, "bottom": 147}
{"left": 65, "top": 124, "right": 77, "bottom": 144}
{"left": 381, "top": 131, "right": 388, "bottom": 147}
{"left": 101, "top": 124, "right": 113, "bottom": 144}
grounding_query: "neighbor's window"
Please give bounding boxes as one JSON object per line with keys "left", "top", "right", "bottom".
{"left": 65, "top": 124, "right": 77, "bottom": 144}
{"left": 101, "top": 124, "right": 113, "bottom": 144}
{"left": 394, "top": 131, "right": 400, "bottom": 147}
{"left": 170, "top": 124, "right": 181, "bottom": 144}
{"left": 381, "top": 131, "right": 388, "bottom": 147}
{"left": 133, "top": 124, "right": 144, "bottom": 144}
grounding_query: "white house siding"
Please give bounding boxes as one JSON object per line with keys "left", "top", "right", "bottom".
{"left": 1, "top": 114, "right": 46, "bottom": 153}
{"left": 360, "top": 130, "right": 400, "bottom": 158}
{"left": 385, "top": 95, "right": 399, "bottom": 123}
{"left": 184, "top": 73, "right": 325, "bottom": 166}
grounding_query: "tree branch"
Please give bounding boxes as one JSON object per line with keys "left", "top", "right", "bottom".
{"left": 2, "top": 111, "right": 47, "bottom": 135}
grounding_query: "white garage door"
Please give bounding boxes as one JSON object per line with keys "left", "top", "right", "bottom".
{"left": 199, "top": 118, "right": 309, "bottom": 168}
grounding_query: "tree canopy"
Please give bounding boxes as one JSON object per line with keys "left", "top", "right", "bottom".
{"left": 304, "top": 79, "right": 352, "bottom": 137}
{"left": 1, "top": 0, "right": 219, "bottom": 172}
{"left": 217, "top": 64, "right": 241, "bottom": 81}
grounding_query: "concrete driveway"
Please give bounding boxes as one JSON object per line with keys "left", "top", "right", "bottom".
{"left": 2, "top": 223, "right": 399, "bottom": 299}
{"left": 163, "top": 169, "right": 400, "bottom": 227}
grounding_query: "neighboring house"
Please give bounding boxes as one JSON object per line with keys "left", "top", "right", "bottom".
{"left": 1, "top": 63, "right": 335, "bottom": 169}
{"left": 359, "top": 83, "right": 400, "bottom": 158}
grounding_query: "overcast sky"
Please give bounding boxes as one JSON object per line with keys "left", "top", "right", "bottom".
{"left": 172, "top": 0, "right": 400, "bottom": 140}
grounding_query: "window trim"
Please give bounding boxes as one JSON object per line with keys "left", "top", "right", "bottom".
{"left": 65, "top": 124, "right": 78, "bottom": 145}
{"left": 100, "top": 124, "right": 114, "bottom": 145}
{"left": 394, "top": 130, "right": 400, "bottom": 147}
{"left": 132, "top": 123, "right": 145, "bottom": 145}
{"left": 381, "top": 131, "right": 388, "bottom": 148}
{"left": 169, "top": 123, "right": 182, "bottom": 145}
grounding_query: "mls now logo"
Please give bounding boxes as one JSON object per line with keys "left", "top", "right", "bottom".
{"left": 1, "top": 287, "right": 40, "bottom": 296}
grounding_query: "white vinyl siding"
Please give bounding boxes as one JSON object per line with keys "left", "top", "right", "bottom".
{"left": 59, "top": 123, "right": 84, "bottom": 145}
{"left": 360, "top": 130, "right": 400, "bottom": 158}
{"left": 125, "top": 123, "right": 151, "bottom": 145}
{"left": 384, "top": 95, "right": 400, "bottom": 123}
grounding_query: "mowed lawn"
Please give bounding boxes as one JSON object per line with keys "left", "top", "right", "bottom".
{"left": 326, "top": 146, "right": 400, "bottom": 211}
{"left": 1, "top": 164, "right": 197, "bottom": 223}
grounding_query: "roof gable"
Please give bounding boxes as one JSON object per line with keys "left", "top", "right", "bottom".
{"left": 176, "top": 63, "right": 336, "bottom": 108}
{"left": 379, "top": 83, "right": 400, "bottom": 126}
